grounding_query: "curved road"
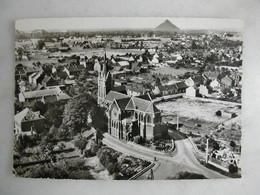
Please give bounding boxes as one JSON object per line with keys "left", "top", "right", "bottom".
{"left": 102, "top": 131, "right": 227, "bottom": 179}
{"left": 169, "top": 129, "right": 226, "bottom": 179}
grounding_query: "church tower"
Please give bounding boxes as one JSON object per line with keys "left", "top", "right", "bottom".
{"left": 97, "top": 54, "right": 113, "bottom": 105}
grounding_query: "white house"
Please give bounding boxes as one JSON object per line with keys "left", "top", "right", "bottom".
{"left": 128, "top": 56, "right": 135, "bottom": 62}
{"left": 118, "top": 61, "right": 130, "bottom": 68}
{"left": 80, "top": 61, "right": 86, "bottom": 68}
{"left": 199, "top": 85, "right": 209, "bottom": 97}
{"left": 29, "top": 71, "right": 43, "bottom": 85}
{"left": 137, "top": 56, "right": 143, "bottom": 62}
{"left": 185, "top": 77, "right": 195, "bottom": 87}
{"left": 210, "top": 79, "right": 221, "bottom": 89}
{"left": 93, "top": 59, "right": 101, "bottom": 72}
{"left": 186, "top": 86, "right": 197, "bottom": 97}
{"left": 151, "top": 55, "right": 159, "bottom": 64}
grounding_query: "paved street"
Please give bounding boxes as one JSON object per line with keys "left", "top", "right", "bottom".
{"left": 102, "top": 131, "right": 227, "bottom": 180}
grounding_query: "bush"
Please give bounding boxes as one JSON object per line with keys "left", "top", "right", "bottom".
{"left": 230, "top": 141, "right": 236, "bottom": 148}
{"left": 229, "top": 164, "right": 238, "bottom": 173}
{"left": 167, "top": 171, "right": 207, "bottom": 180}
{"left": 107, "top": 163, "right": 117, "bottom": 174}
{"left": 133, "top": 135, "right": 141, "bottom": 144}
{"left": 216, "top": 110, "right": 222, "bottom": 116}
{"left": 74, "top": 137, "right": 88, "bottom": 154}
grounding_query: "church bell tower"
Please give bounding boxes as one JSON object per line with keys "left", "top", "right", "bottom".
{"left": 97, "top": 53, "right": 113, "bottom": 105}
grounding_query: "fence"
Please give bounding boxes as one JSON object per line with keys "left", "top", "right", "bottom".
{"left": 208, "top": 157, "right": 229, "bottom": 172}
{"left": 183, "top": 95, "right": 242, "bottom": 106}
{"left": 129, "top": 162, "right": 155, "bottom": 180}
{"left": 187, "top": 136, "right": 205, "bottom": 155}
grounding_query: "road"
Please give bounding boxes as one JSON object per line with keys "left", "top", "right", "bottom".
{"left": 102, "top": 131, "right": 227, "bottom": 180}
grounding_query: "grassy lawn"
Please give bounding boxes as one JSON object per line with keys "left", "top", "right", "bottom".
{"left": 151, "top": 66, "right": 194, "bottom": 76}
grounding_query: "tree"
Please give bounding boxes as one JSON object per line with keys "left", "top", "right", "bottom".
{"left": 155, "top": 78, "right": 161, "bottom": 86}
{"left": 74, "top": 136, "right": 88, "bottom": 154}
{"left": 230, "top": 141, "right": 236, "bottom": 148}
{"left": 63, "top": 94, "right": 94, "bottom": 134}
{"left": 44, "top": 102, "right": 65, "bottom": 128}
{"left": 32, "top": 101, "right": 47, "bottom": 115}
{"left": 91, "top": 105, "right": 108, "bottom": 133}
{"left": 209, "top": 138, "right": 220, "bottom": 151}
{"left": 229, "top": 164, "right": 238, "bottom": 173}
{"left": 36, "top": 40, "right": 45, "bottom": 50}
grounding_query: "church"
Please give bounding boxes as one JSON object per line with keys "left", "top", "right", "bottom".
{"left": 97, "top": 56, "right": 168, "bottom": 141}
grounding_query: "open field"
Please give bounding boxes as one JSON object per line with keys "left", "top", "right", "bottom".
{"left": 151, "top": 67, "right": 195, "bottom": 77}
{"left": 156, "top": 98, "right": 241, "bottom": 124}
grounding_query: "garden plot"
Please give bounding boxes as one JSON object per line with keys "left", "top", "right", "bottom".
{"left": 156, "top": 98, "right": 241, "bottom": 124}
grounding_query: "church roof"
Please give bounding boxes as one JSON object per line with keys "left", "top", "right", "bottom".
{"left": 131, "top": 96, "right": 160, "bottom": 113}
{"left": 115, "top": 97, "right": 131, "bottom": 110}
{"left": 146, "top": 103, "right": 160, "bottom": 113}
{"left": 106, "top": 90, "right": 160, "bottom": 114}
{"left": 105, "top": 91, "right": 129, "bottom": 102}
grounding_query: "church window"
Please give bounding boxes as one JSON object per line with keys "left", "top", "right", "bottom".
{"left": 147, "top": 115, "right": 150, "bottom": 123}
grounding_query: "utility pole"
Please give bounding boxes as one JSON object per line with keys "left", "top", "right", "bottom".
{"left": 150, "top": 169, "right": 154, "bottom": 180}
{"left": 176, "top": 115, "right": 179, "bottom": 131}
{"left": 206, "top": 138, "right": 209, "bottom": 163}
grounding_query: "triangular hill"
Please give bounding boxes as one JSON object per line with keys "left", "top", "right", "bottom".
{"left": 155, "top": 19, "right": 181, "bottom": 32}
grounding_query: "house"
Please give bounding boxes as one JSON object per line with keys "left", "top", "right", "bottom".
{"left": 114, "top": 79, "right": 127, "bottom": 86}
{"left": 128, "top": 56, "right": 135, "bottom": 62}
{"left": 18, "top": 87, "right": 70, "bottom": 105}
{"left": 185, "top": 77, "right": 195, "bottom": 87}
{"left": 193, "top": 76, "right": 205, "bottom": 86}
{"left": 152, "top": 86, "right": 161, "bottom": 95}
{"left": 158, "top": 85, "right": 175, "bottom": 96}
{"left": 210, "top": 79, "right": 221, "bottom": 89}
{"left": 151, "top": 55, "right": 159, "bottom": 64}
{"left": 15, "top": 64, "right": 27, "bottom": 80}
{"left": 203, "top": 72, "right": 219, "bottom": 81}
{"left": 137, "top": 55, "right": 143, "bottom": 62}
{"left": 28, "top": 71, "right": 45, "bottom": 85}
{"left": 221, "top": 75, "right": 233, "bottom": 87}
{"left": 157, "top": 82, "right": 187, "bottom": 96}
{"left": 131, "top": 62, "right": 141, "bottom": 74}
{"left": 14, "top": 108, "right": 45, "bottom": 135}
{"left": 125, "top": 85, "right": 145, "bottom": 97}
{"left": 41, "top": 76, "right": 59, "bottom": 88}
{"left": 199, "top": 85, "right": 209, "bottom": 97}
{"left": 186, "top": 86, "right": 198, "bottom": 97}
{"left": 42, "top": 65, "right": 53, "bottom": 76}
{"left": 93, "top": 59, "right": 101, "bottom": 72}
{"left": 216, "top": 110, "right": 236, "bottom": 119}
{"left": 185, "top": 76, "right": 204, "bottom": 87}
{"left": 52, "top": 71, "right": 69, "bottom": 81}
{"left": 67, "top": 66, "right": 81, "bottom": 76}
{"left": 80, "top": 61, "right": 87, "bottom": 68}
{"left": 174, "top": 82, "right": 188, "bottom": 93}
{"left": 117, "top": 61, "right": 130, "bottom": 69}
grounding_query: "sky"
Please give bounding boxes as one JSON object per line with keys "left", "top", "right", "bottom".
{"left": 15, "top": 17, "right": 244, "bottom": 32}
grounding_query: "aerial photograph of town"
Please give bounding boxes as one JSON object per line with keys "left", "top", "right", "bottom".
{"left": 13, "top": 17, "right": 243, "bottom": 180}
